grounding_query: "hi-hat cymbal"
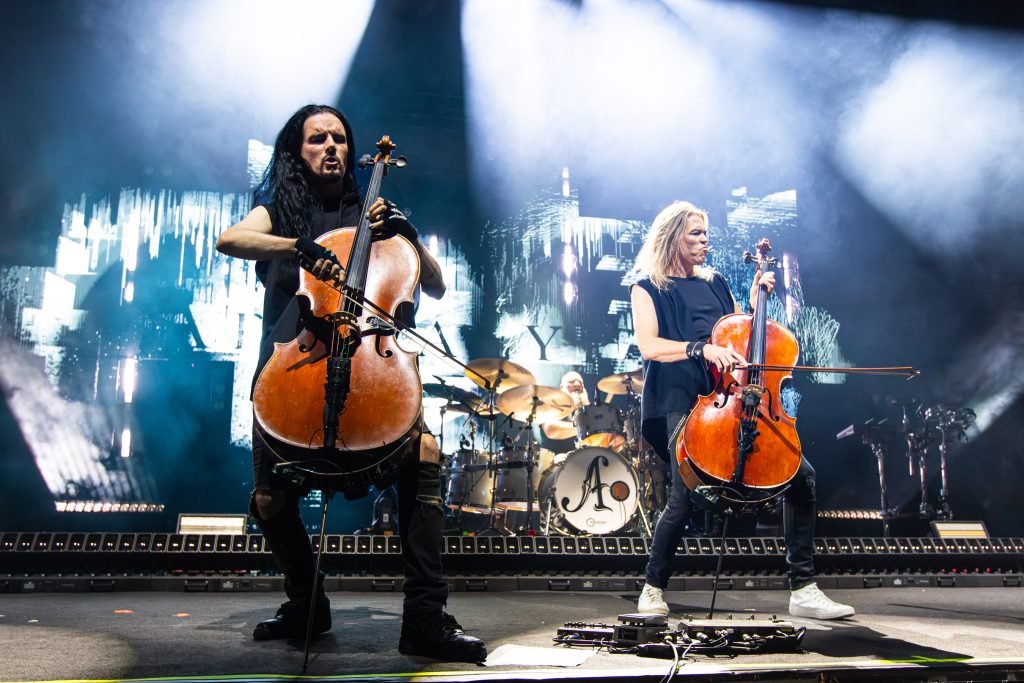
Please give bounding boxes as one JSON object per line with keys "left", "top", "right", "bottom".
{"left": 423, "top": 383, "right": 505, "bottom": 418}
{"left": 597, "top": 369, "right": 644, "bottom": 395}
{"left": 422, "top": 383, "right": 481, "bottom": 411}
{"left": 495, "top": 384, "right": 574, "bottom": 423}
{"left": 465, "top": 358, "right": 535, "bottom": 393}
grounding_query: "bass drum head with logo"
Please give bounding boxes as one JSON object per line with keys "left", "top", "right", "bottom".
{"left": 540, "top": 446, "right": 638, "bottom": 535}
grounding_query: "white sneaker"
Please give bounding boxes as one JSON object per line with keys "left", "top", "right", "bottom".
{"left": 789, "top": 582, "right": 855, "bottom": 620}
{"left": 637, "top": 583, "right": 669, "bottom": 616}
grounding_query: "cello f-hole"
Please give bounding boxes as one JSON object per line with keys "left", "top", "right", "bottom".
{"left": 714, "top": 381, "right": 739, "bottom": 409}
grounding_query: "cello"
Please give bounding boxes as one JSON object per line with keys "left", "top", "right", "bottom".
{"left": 676, "top": 238, "right": 918, "bottom": 504}
{"left": 677, "top": 239, "right": 800, "bottom": 504}
{"left": 252, "top": 136, "right": 422, "bottom": 495}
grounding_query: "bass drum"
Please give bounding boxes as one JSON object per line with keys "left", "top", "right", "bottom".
{"left": 540, "top": 446, "right": 638, "bottom": 535}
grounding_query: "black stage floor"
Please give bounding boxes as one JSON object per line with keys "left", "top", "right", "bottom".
{"left": 2, "top": 586, "right": 1024, "bottom": 682}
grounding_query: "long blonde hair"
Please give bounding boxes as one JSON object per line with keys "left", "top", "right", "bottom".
{"left": 632, "top": 201, "right": 713, "bottom": 290}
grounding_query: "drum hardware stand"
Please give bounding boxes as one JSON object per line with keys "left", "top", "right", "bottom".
{"left": 522, "top": 400, "right": 542, "bottom": 536}
{"left": 902, "top": 404, "right": 935, "bottom": 519}
{"left": 864, "top": 438, "right": 897, "bottom": 536}
{"left": 935, "top": 429, "right": 953, "bottom": 520}
{"left": 481, "top": 378, "right": 508, "bottom": 535}
{"left": 499, "top": 405, "right": 541, "bottom": 536}
{"left": 628, "top": 440, "right": 654, "bottom": 538}
{"left": 926, "top": 404, "right": 974, "bottom": 521}
{"left": 623, "top": 384, "right": 656, "bottom": 538}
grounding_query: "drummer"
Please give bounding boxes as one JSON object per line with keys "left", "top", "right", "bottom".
{"left": 560, "top": 371, "right": 589, "bottom": 409}
{"left": 540, "top": 371, "right": 590, "bottom": 453}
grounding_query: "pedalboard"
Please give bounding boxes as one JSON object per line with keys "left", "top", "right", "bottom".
{"left": 555, "top": 613, "right": 805, "bottom": 656}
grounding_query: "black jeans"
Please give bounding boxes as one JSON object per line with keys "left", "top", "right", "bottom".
{"left": 252, "top": 425, "right": 449, "bottom": 618}
{"left": 643, "top": 412, "right": 817, "bottom": 590}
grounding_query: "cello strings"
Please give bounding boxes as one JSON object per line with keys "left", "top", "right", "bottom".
{"left": 314, "top": 276, "right": 487, "bottom": 383}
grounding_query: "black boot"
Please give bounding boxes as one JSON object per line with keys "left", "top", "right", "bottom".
{"left": 250, "top": 493, "right": 332, "bottom": 640}
{"left": 399, "top": 611, "right": 487, "bottom": 663}
{"left": 254, "top": 594, "right": 331, "bottom": 641}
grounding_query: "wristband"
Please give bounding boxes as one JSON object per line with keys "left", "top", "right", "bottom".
{"left": 294, "top": 235, "right": 338, "bottom": 268}
{"left": 690, "top": 342, "right": 706, "bottom": 361}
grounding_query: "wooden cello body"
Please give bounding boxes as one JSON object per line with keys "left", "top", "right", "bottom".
{"left": 677, "top": 239, "right": 802, "bottom": 502}
{"left": 252, "top": 229, "right": 422, "bottom": 451}
{"left": 252, "top": 136, "right": 422, "bottom": 493}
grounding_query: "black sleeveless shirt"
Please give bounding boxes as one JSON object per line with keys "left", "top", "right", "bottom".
{"left": 633, "top": 273, "right": 735, "bottom": 421}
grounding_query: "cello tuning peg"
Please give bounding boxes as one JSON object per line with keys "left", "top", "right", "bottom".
{"left": 357, "top": 154, "right": 374, "bottom": 169}
{"left": 390, "top": 156, "right": 408, "bottom": 168}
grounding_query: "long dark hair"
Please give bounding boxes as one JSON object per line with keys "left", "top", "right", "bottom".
{"left": 253, "top": 104, "right": 358, "bottom": 237}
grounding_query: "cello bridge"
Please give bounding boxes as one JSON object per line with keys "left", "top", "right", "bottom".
{"left": 741, "top": 384, "right": 764, "bottom": 409}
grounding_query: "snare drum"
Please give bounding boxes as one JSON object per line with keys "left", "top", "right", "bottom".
{"left": 445, "top": 448, "right": 493, "bottom": 514}
{"left": 494, "top": 446, "right": 555, "bottom": 511}
{"left": 539, "top": 446, "right": 639, "bottom": 535}
{"left": 572, "top": 404, "right": 626, "bottom": 452}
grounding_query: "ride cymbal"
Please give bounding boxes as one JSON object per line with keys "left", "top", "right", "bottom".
{"left": 495, "top": 384, "right": 574, "bottom": 423}
{"left": 596, "top": 369, "right": 644, "bottom": 395}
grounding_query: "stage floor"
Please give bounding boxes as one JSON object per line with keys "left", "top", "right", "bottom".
{"left": 2, "top": 586, "right": 1023, "bottom": 682}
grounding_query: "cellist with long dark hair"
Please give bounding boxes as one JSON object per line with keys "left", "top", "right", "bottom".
{"left": 216, "top": 104, "right": 486, "bottom": 662}
{"left": 629, "top": 200, "right": 854, "bottom": 621}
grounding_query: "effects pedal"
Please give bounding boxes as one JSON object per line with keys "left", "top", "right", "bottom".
{"left": 676, "top": 614, "right": 805, "bottom": 653}
{"left": 555, "top": 621, "right": 615, "bottom": 646}
{"left": 613, "top": 613, "right": 670, "bottom": 647}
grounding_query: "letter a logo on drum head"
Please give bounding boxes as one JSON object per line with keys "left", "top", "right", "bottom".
{"left": 548, "top": 447, "right": 639, "bottom": 535}
{"left": 561, "top": 454, "right": 613, "bottom": 513}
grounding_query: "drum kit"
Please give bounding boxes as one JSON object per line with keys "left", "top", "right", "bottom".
{"left": 423, "top": 360, "right": 663, "bottom": 537}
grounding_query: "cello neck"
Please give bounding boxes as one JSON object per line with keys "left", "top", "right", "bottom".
{"left": 745, "top": 238, "right": 775, "bottom": 386}
{"left": 346, "top": 136, "right": 396, "bottom": 294}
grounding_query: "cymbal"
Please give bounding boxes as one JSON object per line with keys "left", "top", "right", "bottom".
{"left": 465, "top": 358, "right": 535, "bottom": 393}
{"left": 422, "top": 382, "right": 480, "bottom": 411}
{"left": 496, "top": 384, "right": 574, "bottom": 423}
{"left": 541, "top": 419, "right": 576, "bottom": 441}
{"left": 423, "top": 384, "right": 504, "bottom": 418}
{"left": 597, "top": 369, "right": 644, "bottom": 395}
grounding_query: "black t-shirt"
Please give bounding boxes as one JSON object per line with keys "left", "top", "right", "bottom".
{"left": 633, "top": 273, "right": 735, "bottom": 422}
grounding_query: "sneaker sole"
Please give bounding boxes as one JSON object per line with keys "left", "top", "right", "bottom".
{"left": 789, "top": 607, "right": 855, "bottom": 620}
